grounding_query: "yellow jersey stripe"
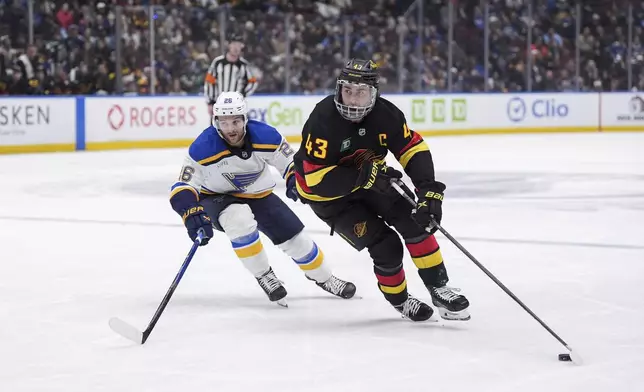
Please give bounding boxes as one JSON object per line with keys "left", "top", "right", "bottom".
{"left": 399, "top": 142, "right": 430, "bottom": 168}
{"left": 252, "top": 143, "right": 280, "bottom": 150}
{"left": 199, "top": 189, "right": 273, "bottom": 198}
{"left": 304, "top": 165, "right": 337, "bottom": 187}
{"left": 296, "top": 182, "right": 360, "bottom": 202}
{"left": 231, "top": 189, "right": 273, "bottom": 199}
{"left": 198, "top": 150, "right": 231, "bottom": 165}
{"left": 169, "top": 185, "right": 199, "bottom": 200}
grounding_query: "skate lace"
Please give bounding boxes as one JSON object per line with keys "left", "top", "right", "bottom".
{"left": 433, "top": 286, "right": 462, "bottom": 302}
{"left": 323, "top": 276, "right": 346, "bottom": 294}
{"left": 401, "top": 297, "right": 423, "bottom": 316}
{"left": 258, "top": 271, "right": 282, "bottom": 293}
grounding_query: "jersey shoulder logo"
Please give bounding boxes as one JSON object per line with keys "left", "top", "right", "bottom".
{"left": 341, "top": 138, "right": 351, "bottom": 152}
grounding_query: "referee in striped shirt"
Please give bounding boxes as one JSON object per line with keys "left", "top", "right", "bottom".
{"left": 204, "top": 34, "right": 259, "bottom": 117}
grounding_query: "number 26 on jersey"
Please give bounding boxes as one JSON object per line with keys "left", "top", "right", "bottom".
{"left": 305, "top": 134, "right": 328, "bottom": 159}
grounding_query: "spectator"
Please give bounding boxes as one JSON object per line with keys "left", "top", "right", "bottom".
{"left": 56, "top": 3, "right": 73, "bottom": 30}
{"left": 168, "top": 78, "right": 187, "bottom": 95}
{"left": 14, "top": 44, "right": 41, "bottom": 94}
{"left": 0, "top": 0, "right": 642, "bottom": 95}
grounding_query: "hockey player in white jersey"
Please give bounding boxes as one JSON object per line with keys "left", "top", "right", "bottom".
{"left": 169, "top": 92, "right": 356, "bottom": 306}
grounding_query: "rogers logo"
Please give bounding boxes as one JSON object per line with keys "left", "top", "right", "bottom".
{"left": 108, "top": 105, "right": 125, "bottom": 130}
{"left": 106, "top": 104, "right": 198, "bottom": 131}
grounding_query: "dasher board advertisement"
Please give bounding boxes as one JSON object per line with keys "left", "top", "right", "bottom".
{"left": 0, "top": 98, "right": 76, "bottom": 149}
{"left": 84, "top": 97, "right": 209, "bottom": 146}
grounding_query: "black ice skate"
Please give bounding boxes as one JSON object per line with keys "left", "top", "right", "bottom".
{"left": 314, "top": 275, "right": 356, "bottom": 299}
{"left": 394, "top": 295, "right": 434, "bottom": 322}
{"left": 256, "top": 268, "right": 288, "bottom": 307}
{"left": 428, "top": 285, "right": 470, "bottom": 321}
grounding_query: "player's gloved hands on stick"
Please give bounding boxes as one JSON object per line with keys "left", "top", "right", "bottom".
{"left": 413, "top": 181, "right": 446, "bottom": 234}
{"left": 182, "top": 205, "right": 213, "bottom": 245}
{"left": 285, "top": 173, "right": 299, "bottom": 202}
{"left": 357, "top": 161, "right": 403, "bottom": 194}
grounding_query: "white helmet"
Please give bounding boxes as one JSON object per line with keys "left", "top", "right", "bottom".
{"left": 212, "top": 91, "right": 248, "bottom": 138}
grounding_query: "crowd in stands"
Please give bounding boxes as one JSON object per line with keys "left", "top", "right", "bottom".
{"left": 1, "top": 0, "right": 643, "bottom": 95}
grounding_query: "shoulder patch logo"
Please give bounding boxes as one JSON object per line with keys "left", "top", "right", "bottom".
{"left": 341, "top": 138, "right": 351, "bottom": 152}
{"left": 353, "top": 221, "right": 367, "bottom": 238}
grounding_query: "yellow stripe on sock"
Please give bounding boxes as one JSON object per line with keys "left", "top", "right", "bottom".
{"left": 379, "top": 280, "right": 407, "bottom": 294}
{"left": 234, "top": 240, "right": 264, "bottom": 258}
{"left": 412, "top": 251, "right": 443, "bottom": 269}
{"left": 298, "top": 250, "right": 324, "bottom": 271}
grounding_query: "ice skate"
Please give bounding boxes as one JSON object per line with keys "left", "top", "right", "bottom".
{"left": 394, "top": 295, "right": 433, "bottom": 321}
{"left": 257, "top": 268, "right": 288, "bottom": 307}
{"left": 428, "top": 285, "right": 470, "bottom": 321}
{"left": 314, "top": 275, "right": 356, "bottom": 299}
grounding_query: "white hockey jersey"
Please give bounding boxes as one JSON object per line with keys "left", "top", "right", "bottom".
{"left": 170, "top": 120, "right": 295, "bottom": 201}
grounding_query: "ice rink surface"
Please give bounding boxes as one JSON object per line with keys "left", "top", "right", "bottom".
{"left": 1, "top": 132, "right": 643, "bottom": 391}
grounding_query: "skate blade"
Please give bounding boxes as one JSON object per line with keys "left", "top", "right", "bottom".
{"left": 427, "top": 312, "right": 441, "bottom": 322}
{"left": 438, "top": 307, "right": 470, "bottom": 321}
{"left": 335, "top": 291, "right": 361, "bottom": 300}
{"left": 399, "top": 315, "right": 439, "bottom": 322}
{"left": 276, "top": 298, "right": 288, "bottom": 308}
{"left": 398, "top": 311, "right": 440, "bottom": 322}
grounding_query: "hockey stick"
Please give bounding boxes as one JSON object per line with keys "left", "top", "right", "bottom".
{"left": 391, "top": 181, "right": 583, "bottom": 364}
{"left": 109, "top": 229, "right": 206, "bottom": 344}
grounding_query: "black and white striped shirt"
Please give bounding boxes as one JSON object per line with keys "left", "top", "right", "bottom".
{"left": 204, "top": 55, "right": 258, "bottom": 104}
{"left": 16, "top": 54, "right": 36, "bottom": 80}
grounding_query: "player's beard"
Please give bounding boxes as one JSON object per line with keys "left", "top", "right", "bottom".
{"left": 224, "top": 131, "right": 244, "bottom": 146}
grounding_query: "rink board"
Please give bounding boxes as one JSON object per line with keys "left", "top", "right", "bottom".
{"left": 1, "top": 92, "right": 643, "bottom": 153}
{"left": 0, "top": 97, "right": 77, "bottom": 153}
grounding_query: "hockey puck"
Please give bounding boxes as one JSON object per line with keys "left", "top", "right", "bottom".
{"left": 558, "top": 353, "right": 572, "bottom": 362}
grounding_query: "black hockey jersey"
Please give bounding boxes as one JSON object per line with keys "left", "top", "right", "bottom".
{"left": 293, "top": 95, "right": 436, "bottom": 202}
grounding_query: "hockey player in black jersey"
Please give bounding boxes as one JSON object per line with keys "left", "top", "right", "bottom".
{"left": 291, "top": 59, "right": 470, "bottom": 322}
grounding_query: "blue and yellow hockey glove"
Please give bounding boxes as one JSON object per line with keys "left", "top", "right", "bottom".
{"left": 182, "top": 205, "right": 214, "bottom": 245}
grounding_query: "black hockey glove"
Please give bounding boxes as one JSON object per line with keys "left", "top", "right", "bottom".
{"left": 285, "top": 173, "right": 299, "bottom": 202}
{"left": 357, "top": 161, "right": 403, "bottom": 194}
{"left": 182, "top": 205, "right": 214, "bottom": 246}
{"left": 413, "top": 181, "right": 446, "bottom": 234}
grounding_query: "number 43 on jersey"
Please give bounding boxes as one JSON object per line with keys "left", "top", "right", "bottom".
{"left": 305, "top": 134, "right": 328, "bottom": 159}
